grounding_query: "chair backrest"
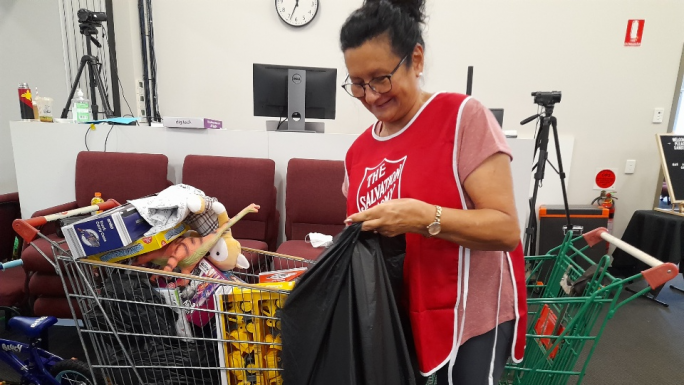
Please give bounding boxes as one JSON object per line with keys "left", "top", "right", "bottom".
{"left": 0, "top": 192, "right": 21, "bottom": 259}
{"left": 182, "top": 155, "right": 278, "bottom": 250}
{"left": 75, "top": 151, "right": 171, "bottom": 207}
{"left": 285, "top": 158, "right": 347, "bottom": 240}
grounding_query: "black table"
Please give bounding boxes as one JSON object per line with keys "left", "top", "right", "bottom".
{"left": 611, "top": 210, "right": 684, "bottom": 305}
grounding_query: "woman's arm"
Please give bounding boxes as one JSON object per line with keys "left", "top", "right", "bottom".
{"left": 345, "top": 153, "right": 520, "bottom": 251}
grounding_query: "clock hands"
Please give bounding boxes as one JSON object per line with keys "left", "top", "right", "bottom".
{"left": 290, "top": 0, "right": 299, "bottom": 20}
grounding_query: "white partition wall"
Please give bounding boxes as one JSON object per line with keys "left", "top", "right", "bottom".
{"left": 11, "top": 121, "right": 535, "bottom": 241}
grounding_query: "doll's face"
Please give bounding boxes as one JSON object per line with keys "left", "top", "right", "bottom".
{"left": 208, "top": 238, "right": 236, "bottom": 271}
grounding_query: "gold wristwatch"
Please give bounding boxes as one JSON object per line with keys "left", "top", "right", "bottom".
{"left": 426, "top": 205, "right": 442, "bottom": 237}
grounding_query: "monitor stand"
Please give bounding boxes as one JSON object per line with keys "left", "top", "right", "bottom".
{"left": 266, "top": 120, "right": 324, "bottom": 133}
{"left": 287, "top": 69, "right": 307, "bottom": 132}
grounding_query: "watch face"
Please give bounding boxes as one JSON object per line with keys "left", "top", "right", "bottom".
{"left": 428, "top": 222, "right": 441, "bottom": 236}
{"left": 276, "top": 0, "right": 319, "bottom": 27}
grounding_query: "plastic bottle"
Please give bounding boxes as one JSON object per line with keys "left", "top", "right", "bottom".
{"left": 73, "top": 89, "right": 92, "bottom": 122}
{"left": 32, "top": 87, "right": 40, "bottom": 121}
{"left": 91, "top": 192, "right": 104, "bottom": 214}
{"left": 37, "top": 95, "right": 54, "bottom": 123}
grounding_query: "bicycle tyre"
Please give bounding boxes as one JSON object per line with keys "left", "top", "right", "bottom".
{"left": 49, "top": 359, "right": 103, "bottom": 385}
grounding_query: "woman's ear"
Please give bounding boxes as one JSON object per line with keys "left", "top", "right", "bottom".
{"left": 412, "top": 44, "right": 425, "bottom": 77}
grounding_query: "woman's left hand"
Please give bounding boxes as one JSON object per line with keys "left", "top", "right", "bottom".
{"left": 344, "top": 198, "right": 433, "bottom": 237}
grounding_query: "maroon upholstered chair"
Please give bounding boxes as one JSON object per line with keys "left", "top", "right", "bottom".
{"left": 0, "top": 192, "right": 27, "bottom": 313}
{"left": 182, "top": 155, "right": 279, "bottom": 273}
{"left": 275, "top": 158, "right": 347, "bottom": 267}
{"left": 21, "top": 151, "right": 171, "bottom": 318}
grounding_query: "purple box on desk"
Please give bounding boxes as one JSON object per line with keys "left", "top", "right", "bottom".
{"left": 162, "top": 117, "right": 223, "bottom": 129}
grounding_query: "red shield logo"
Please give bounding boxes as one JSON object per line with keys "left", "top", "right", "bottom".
{"left": 356, "top": 157, "right": 407, "bottom": 212}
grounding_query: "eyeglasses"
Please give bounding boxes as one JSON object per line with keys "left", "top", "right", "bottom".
{"left": 341, "top": 55, "right": 408, "bottom": 98}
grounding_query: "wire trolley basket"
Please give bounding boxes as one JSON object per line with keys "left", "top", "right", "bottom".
{"left": 14, "top": 200, "right": 314, "bottom": 385}
{"left": 500, "top": 227, "right": 679, "bottom": 385}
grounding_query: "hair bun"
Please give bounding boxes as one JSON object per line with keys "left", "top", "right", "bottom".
{"left": 388, "top": 0, "right": 425, "bottom": 23}
{"left": 364, "top": 0, "right": 425, "bottom": 23}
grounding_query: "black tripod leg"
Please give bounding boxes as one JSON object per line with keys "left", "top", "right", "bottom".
{"left": 61, "top": 58, "right": 89, "bottom": 119}
{"left": 525, "top": 117, "right": 551, "bottom": 256}
{"left": 89, "top": 61, "right": 114, "bottom": 118}
{"left": 550, "top": 117, "right": 573, "bottom": 231}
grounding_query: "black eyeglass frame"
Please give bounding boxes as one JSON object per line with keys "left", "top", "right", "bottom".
{"left": 341, "top": 55, "right": 408, "bottom": 98}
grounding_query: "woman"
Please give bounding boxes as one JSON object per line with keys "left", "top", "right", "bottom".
{"left": 340, "top": 1, "right": 527, "bottom": 384}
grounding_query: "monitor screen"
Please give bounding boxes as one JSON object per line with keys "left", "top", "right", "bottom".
{"left": 253, "top": 63, "right": 337, "bottom": 120}
{"left": 489, "top": 108, "right": 504, "bottom": 128}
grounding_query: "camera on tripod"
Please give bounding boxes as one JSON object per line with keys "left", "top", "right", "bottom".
{"left": 77, "top": 9, "right": 107, "bottom": 25}
{"left": 532, "top": 91, "right": 562, "bottom": 106}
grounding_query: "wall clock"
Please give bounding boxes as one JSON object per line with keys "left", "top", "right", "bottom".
{"left": 276, "top": 0, "right": 319, "bottom": 27}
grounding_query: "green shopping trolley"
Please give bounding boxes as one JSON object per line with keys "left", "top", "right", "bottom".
{"left": 500, "top": 227, "right": 679, "bottom": 385}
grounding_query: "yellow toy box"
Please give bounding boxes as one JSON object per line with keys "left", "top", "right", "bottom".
{"left": 87, "top": 222, "right": 189, "bottom": 263}
{"left": 215, "top": 281, "right": 295, "bottom": 385}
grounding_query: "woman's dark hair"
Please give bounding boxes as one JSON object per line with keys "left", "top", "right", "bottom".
{"left": 340, "top": 0, "right": 426, "bottom": 62}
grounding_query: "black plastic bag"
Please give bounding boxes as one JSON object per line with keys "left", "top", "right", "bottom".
{"left": 86, "top": 270, "right": 219, "bottom": 385}
{"left": 281, "top": 223, "right": 418, "bottom": 385}
{"left": 103, "top": 335, "right": 219, "bottom": 385}
{"left": 96, "top": 270, "right": 178, "bottom": 337}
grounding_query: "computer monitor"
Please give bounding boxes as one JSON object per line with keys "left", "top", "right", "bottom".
{"left": 490, "top": 108, "right": 504, "bottom": 128}
{"left": 253, "top": 63, "right": 337, "bottom": 132}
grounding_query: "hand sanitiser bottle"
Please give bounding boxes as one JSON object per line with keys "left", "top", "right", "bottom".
{"left": 72, "top": 89, "right": 92, "bottom": 122}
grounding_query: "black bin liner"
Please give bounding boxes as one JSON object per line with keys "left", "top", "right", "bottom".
{"left": 281, "top": 223, "right": 420, "bottom": 385}
{"left": 85, "top": 270, "right": 219, "bottom": 385}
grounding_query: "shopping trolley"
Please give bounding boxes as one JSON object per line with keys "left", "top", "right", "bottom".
{"left": 13, "top": 200, "right": 314, "bottom": 385}
{"left": 501, "top": 227, "right": 679, "bottom": 385}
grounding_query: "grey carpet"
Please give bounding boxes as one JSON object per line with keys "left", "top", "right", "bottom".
{"left": 574, "top": 274, "right": 684, "bottom": 385}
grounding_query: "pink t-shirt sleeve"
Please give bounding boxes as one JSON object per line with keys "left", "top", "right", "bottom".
{"left": 457, "top": 98, "right": 512, "bottom": 190}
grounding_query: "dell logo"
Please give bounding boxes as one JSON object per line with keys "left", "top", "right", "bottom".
{"left": 292, "top": 74, "right": 302, "bottom": 84}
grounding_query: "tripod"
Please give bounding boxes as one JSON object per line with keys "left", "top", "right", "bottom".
{"left": 61, "top": 23, "right": 114, "bottom": 120}
{"left": 521, "top": 104, "right": 573, "bottom": 256}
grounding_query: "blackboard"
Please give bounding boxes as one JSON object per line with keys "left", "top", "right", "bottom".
{"left": 657, "top": 134, "right": 684, "bottom": 202}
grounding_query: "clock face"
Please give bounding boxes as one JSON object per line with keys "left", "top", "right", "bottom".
{"left": 275, "top": 0, "right": 319, "bottom": 27}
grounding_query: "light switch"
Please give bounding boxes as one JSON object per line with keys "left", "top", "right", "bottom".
{"left": 653, "top": 108, "right": 664, "bottom": 123}
{"left": 625, "top": 159, "right": 636, "bottom": 174}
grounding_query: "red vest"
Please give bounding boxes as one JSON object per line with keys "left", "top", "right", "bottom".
{"left": 345, "top": 93, "right": 527, "bottom": 374}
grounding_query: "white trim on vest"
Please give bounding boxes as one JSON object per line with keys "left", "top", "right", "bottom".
{"left": 444, "top": 96, "right": 473, "bottom": 384}
{"left": 372, "top": 92, "right": 444, "bottom": 141}
{"left": 506, "top": 251, "right": 525, "bottom": 363}
{"left": 488, "top": 252, "right": 505, "bottom": 384}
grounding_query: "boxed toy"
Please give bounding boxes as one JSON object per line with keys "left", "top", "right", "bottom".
{"left": 63, "top": 203, "right": 152, "bottom": 258}
{"left": 258, "top": 267, "right": 307, "bottom": 283}
{"left": 88, "top": 222, "right": 188, "bottom": 263}
{"left": 180, "top": 259, "right": 247, "bottom": 327}
{"left": 215, "top": 280, "right": 292, "bottom": 385}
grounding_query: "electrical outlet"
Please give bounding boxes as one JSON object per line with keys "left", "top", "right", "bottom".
{"left": 625, "top": 159, "right": 636, "bottom": 174}
{"left": 136, "top": 79, "right": 144, "bottom": 94}
{"left": 653, "top": 108, "right": 664, "bottom": 123}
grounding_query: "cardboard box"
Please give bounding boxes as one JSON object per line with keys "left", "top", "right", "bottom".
{"left": 63, "top": 204, "right": 152, "bottom": 258}
{"left": 88, "top": 222, "right": 188, "bottom": 263}
{"left": 162, "top": 117, "right": 223, "bottom": 129}
{"left": 259, "top": 267, "right": 307, "bottom": 283}
{"left": 182, "top": 259, "right": 247, "bottom": 327}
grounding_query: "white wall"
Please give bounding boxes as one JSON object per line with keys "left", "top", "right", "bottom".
{"left": 0, "top": 0, "right": 68, "bottom": 194}
{"left": 120, "top": 0, "right": 684, "bottom": 239}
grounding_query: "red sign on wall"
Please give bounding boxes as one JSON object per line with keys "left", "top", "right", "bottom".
{"left": 595, "top": 169, "right": 617, "bottom": 190}
{"left": 624, "top": 19, "right": 645, "bottom": 47}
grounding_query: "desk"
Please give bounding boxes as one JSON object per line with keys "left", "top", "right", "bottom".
{"left": 612, "top": 210, "right": 684, "bottom": 277}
